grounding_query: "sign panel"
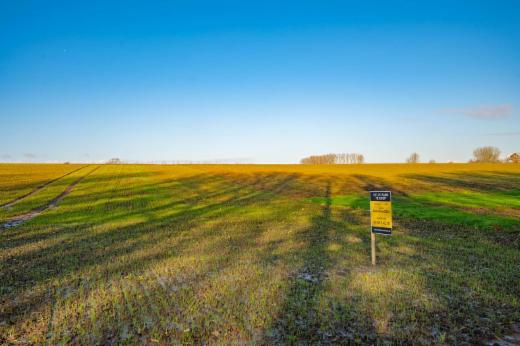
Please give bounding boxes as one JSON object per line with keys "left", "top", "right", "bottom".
{"left": 370, "top": 191, "right": 392, "bottom": 235}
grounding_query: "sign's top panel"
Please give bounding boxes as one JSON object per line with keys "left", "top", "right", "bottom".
{"left": 370, "top": 191, "right": 392, "bottom": 201}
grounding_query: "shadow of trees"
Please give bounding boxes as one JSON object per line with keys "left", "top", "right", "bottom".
{"left": 268, "top": 182, "right": 334, "bottom": 342}
{"left": 0, "top": 169, "right": 310, "bottom": 343}
{"left": 405, "top": 171, "right": 520, "bottom": 193}
{"left": 1, "top": 167, "right": 519, "bottom": 344}
{"left": 266, "top": 182, "right": 382, "bottom": 344}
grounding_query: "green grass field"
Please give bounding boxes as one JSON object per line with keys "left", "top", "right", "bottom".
{"left": 1, "top": 163, "right": 519, "bottom": 345}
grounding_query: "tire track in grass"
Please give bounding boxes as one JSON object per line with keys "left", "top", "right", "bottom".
{"left": 1, "top": 166, "right": 101, "bottom": 230}
{"left": 0, "top": 165, "right": 88, "bottom": 209}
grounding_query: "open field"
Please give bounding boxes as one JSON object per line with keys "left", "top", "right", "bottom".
{"left": 1, "top": 163, "right": 519, "bottom": 345}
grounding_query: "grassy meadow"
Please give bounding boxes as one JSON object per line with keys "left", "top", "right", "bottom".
{"left": 1, "top": 163, "right": 519, "bottom": 345}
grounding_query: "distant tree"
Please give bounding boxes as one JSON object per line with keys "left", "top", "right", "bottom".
{"left": 406, "top": 153, "right": 420, "bottom": 163}
{"left": 506, "top": 152, "right": 520, "bottom": 163}
{"left": 324, "top": 153, "right": 336, "bottom": 164}
{"left": 335, "top": 153, "right": 347, "bottom": 164}
{"left": 471, "top": 146, "right": 501, "bottom": 163}
{"left": 301, "top": 154, "right": 333, "bottom": 164}
{"left": 107, "top": 158, "right": 122, "bottom": 164}
{"left": 428, "top": 159, "right": 436, "bottom": 164}
{"left": 354, "top": 154, "right": 365, "bottom": 164}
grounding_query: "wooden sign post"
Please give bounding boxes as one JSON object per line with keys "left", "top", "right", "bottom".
{"left": 369, "top": 191, "right": 392, "bottom": 266}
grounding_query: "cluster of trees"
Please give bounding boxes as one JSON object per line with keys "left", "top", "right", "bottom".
{"left": 106, "top": 149, "right": 519, "bottom": 166}
{"left": 507, "top": 152, "right": 520, "bottom": 163}
{"left": 335, "top": 153, "right": 365, "bottom": 164}
{"left": 300, "top": 153, "right": 365, "bottom": 164}
{"left": 300, "top": 154, "right": 336, "bottom": 165}
{"left": 471, "top": 147, "right": 519, "bottom": 163}
{"left": 470, "top": 146, "right": 501, "bottom": 163}
{"left": 106, "top": 158, "right": 122, "bottom": 164}
{"left": 406, "top": 152, "right": 420, "bottom": 163}
{"left": 105, "top": 149, "right": 518, "bottom": 165}
{"left": 404, "top": 147, "right": 519, "bottom": 164}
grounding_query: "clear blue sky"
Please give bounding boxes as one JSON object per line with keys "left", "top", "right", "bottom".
{"left": 1, "top": 1, "right": 519, "bottom": 163}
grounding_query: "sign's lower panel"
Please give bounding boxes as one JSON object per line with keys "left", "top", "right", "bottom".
{"left": 372, "top": 227, "right": 392, "bottom": 235}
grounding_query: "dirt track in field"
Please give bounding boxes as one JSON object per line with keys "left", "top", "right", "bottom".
{"left": 1, "top": 166, "right": 100, "bottom": 229}
{"left": 0, "top": 165, "right": 88, "bottom": 209}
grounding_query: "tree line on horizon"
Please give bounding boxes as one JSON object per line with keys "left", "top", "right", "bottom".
{"left": 300, "top": 147, "right": 519, "bottom": 165}
{"left": 300, "top": 153, "right": 365, "bottom": 165}
{"left": 405, "top": 147, "right": 519, "bottom": 164}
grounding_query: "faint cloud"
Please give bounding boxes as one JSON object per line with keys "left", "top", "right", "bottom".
{"left": 442, "top": 104, "right": 512, "bottom": 119}
{"left": 23, "top": 153, "right": 36, "bottom": 159}
{"left": 1, "top": 154, "right": 12, "bottom": 160}
{"left": 485, "top": 131, "right": 520, "bottom": 136}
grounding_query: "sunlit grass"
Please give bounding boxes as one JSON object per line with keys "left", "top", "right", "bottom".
{"left": 0, "top": 164, "right": 84, "bottom": 206}
{"left": 417, "top": 190, "right": 520, "bottom": 209}
{"left": 1, "top": 163, "right": 519, "bottom": 344}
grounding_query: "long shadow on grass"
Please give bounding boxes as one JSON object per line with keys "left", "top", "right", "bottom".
{"left": 351, "top": 174, "right": 410, "bottom": 196}
{"left": 267, "top": 182, "right": 333, "bottom": 343}
{"left": 3, "top": 169, "right": 520, "bottom": 344}
{"left": 390, "top": 216, "right": 520, "bottom": 344}
{"left": 301, "top": 173, "right": 520, "bottom": 344}
{"left": 362, "top": 181, "right": 520, "bottom": 343}
{"left": 0, "top": 170, "right": 303, "bottom": 343}
{"left": 265, "top": 182, "right": 378, "bottom": 344}
{"left": 266, "top": 182, "right": 383, "bottom": 344}
{"left": 405, "top": 171, "right": 520, "bottom": 193}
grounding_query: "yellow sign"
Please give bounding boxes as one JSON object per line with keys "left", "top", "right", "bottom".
{"left": 370, "top": 191, "right": 392, "bottom": 235}
{"left": 370, "top": 201, "right": 392, "bottom": 227}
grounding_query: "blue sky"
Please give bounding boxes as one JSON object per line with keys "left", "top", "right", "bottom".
{"left": 1, "top": 1, "right": 519, "bottom": 163}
